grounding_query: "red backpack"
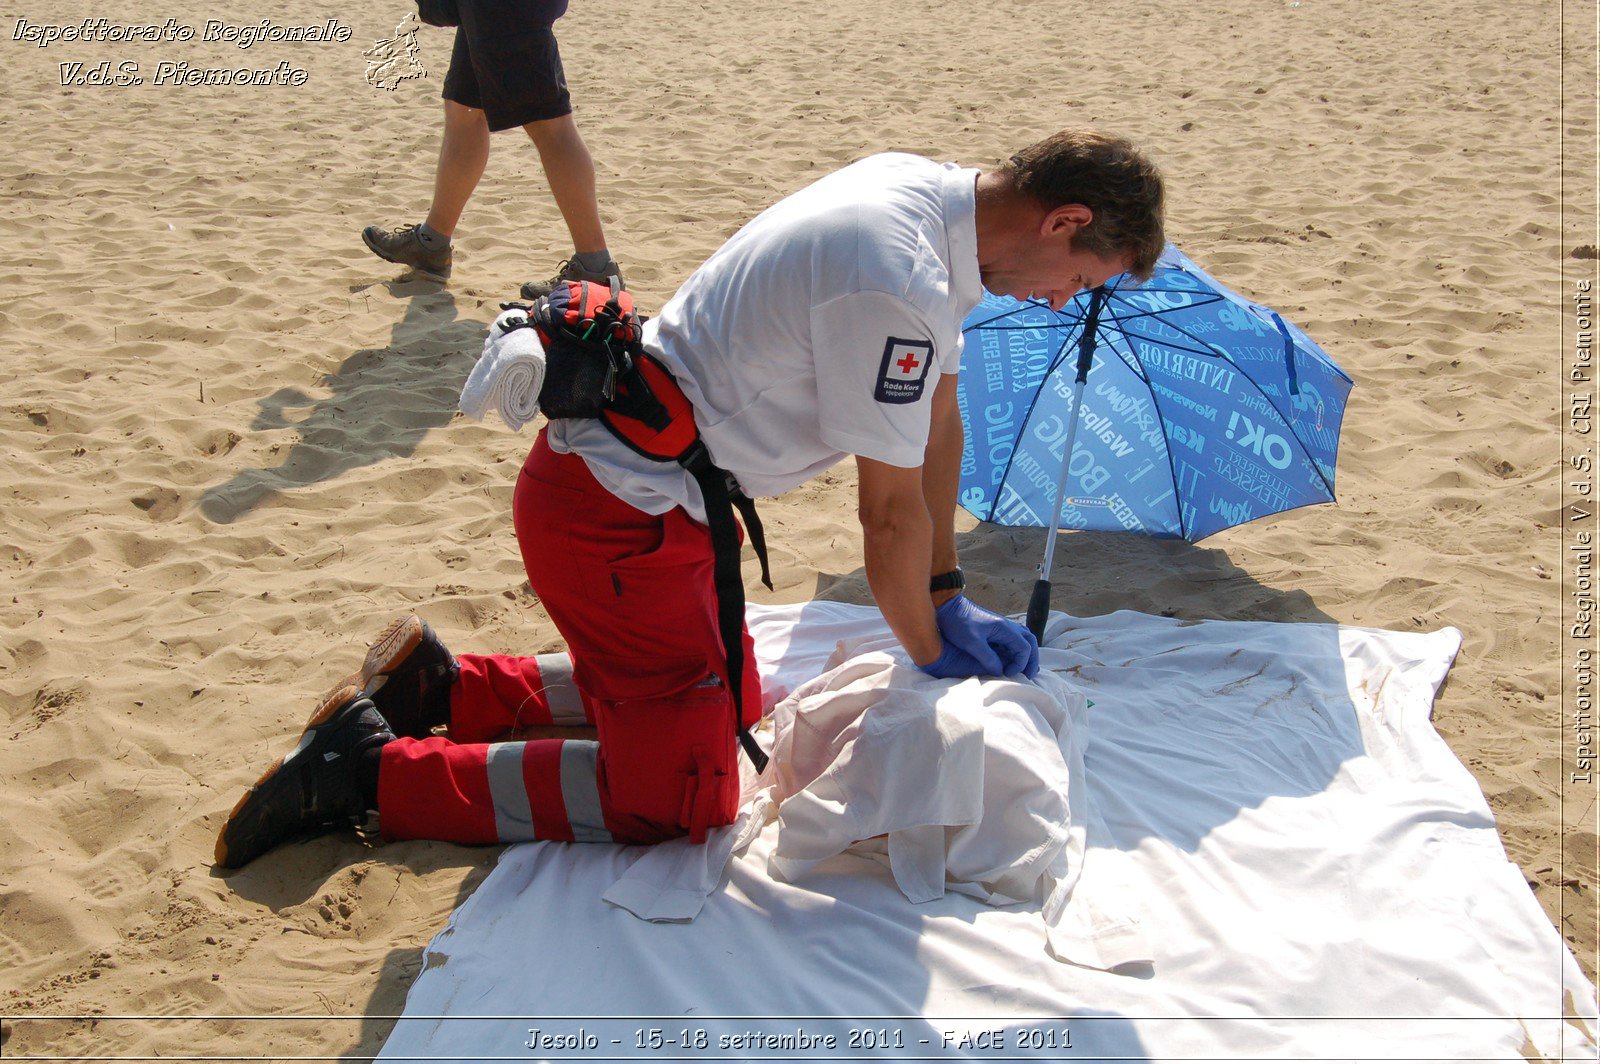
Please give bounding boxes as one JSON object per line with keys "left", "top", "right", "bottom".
{"left": 527, "top": 278, "right": 642, "bottom": 419}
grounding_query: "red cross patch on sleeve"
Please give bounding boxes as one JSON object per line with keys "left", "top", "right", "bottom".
{"left": 874, "top": 336, "right": 935, "bottom": 404}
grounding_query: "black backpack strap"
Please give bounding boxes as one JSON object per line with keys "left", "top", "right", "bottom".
{"left": 594, "top": 350, "right": 772, "bottom": 773}
{"left": 678, "top": 441, "right": 769, "bottom": 773}
{"left": 729, "top": 485, "right": 773, "bottom": 592}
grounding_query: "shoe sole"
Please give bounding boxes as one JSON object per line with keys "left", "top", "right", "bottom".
{"left": 362, "top": 230, "right": 450, "bottom": 283}
{"left": 313, "top": 614, "right": 425, "bottom": 711}
{"left": 520, "top": 274, "right": 625, "bottom": 302}
{"left": 360, "top": 614, "right": 426, "bottom": 696}
{"left": 213, "top": 682, "right": 365, "bottom": 869}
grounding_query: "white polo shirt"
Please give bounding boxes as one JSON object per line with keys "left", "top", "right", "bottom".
{"left": 548, "top": 153, "right": 984, "bottom": 519}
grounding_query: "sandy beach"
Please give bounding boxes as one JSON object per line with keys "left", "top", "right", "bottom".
{"left": 1, "top": 0, "right": 1595, "bottom": 1057}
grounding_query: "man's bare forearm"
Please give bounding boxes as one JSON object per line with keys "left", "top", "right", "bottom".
{"left": 922, "top": 372, "right": 964, "bottom": 603}
{"left": 858, "top": 456, "right": 942, "bottom": 665}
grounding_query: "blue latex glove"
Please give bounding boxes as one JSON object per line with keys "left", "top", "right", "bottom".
{"left": 921, "top": 594, "right": 1041, "bottom": 680}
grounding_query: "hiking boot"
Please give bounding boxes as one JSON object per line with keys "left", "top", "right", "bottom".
{"left": 519, "top": 256, "right": 624, "bottom": 301}
{"left": 322, "top": 614, "right": 458, "bottom": 740}
{"left": 213, "top": 685, "right": 394, "bottom": 869}
{"left": 361, "top": 223, "right": 452, "bottom": 282}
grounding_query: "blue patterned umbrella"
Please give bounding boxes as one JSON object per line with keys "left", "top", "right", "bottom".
{"left": 957, "top": 244, "right": 1353, "bottom": 636}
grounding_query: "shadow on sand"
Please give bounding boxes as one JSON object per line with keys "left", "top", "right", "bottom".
{"left": 210, "top": 831, "right": 497, "bottom": 1061}
{"left": 199, "top": 282, "right": 484, "bottom": 524}
{"left": 817, "top": 522, "right": 1340, "bottom": 628}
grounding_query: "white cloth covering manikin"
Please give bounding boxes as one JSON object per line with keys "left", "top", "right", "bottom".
{"left": 761, "top": 652, "right": 1085, "bottom": 911}
{"left": 550, "top": 153, "right": 983, "bottom": 522}
{"left": 381, "top": 602, "right": 1598, "bottom": 1064}
{"left": 600, "top": 637, "right": 1134, "bottom": 966}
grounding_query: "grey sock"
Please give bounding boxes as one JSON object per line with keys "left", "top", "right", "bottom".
{"left": 416, "top": 222, "right": 450, "bottom": 250}
{"left": 574, "top": 249, "right": 615, "bottom": 275}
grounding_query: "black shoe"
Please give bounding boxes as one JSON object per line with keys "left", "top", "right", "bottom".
{"left": 361, "top": 223, "right": 452, "bottom": 282}
{"left": 519, "top": 256, "right": 624, "bottom": 301}
{"left": 213, "top": 686, "right": 394, "bottom": 869}
{"left": 327, "top": 614, "right": 458, "bottom": 740}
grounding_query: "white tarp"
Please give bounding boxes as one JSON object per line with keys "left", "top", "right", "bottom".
{"left": 380, "top": 602, "right": 1598, "bottom": 1063}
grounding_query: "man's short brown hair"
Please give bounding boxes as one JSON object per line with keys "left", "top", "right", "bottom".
{"left": 1003, "top": 129, "right": 1166, "bottom": 282}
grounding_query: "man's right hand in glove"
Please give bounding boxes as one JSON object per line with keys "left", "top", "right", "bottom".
{"left": 919, "top": 594, "right": 1040, "bottom": 680}
{"left": 855, "top": 383, "right": 1041, "bottom": 688}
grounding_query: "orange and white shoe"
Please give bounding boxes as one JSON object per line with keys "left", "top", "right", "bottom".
{"left": 319, "top": 614, "right": 457, "bottom": 740}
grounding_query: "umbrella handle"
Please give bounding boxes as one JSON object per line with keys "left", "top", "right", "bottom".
{"left": 1025, "top": 578, "right": 1052, "bottom": 643}
{"left": 1029, "top": 289, "right": 1103, "bottom": 644}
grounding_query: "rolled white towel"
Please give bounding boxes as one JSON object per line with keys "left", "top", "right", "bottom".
{"left": 459, "top": 307, "right": 546, "bottom": 431}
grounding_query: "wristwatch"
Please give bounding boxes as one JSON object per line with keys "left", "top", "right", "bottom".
{"left": 929, "top": 568, "right": 965, "bottom": 593}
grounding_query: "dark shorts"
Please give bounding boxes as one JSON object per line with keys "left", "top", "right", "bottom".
{"left": 442, "top": 1, "right": 571, "bottom": 132}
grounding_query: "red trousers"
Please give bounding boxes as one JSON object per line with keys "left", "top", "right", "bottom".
{"left": 377, "top": 431, "right": 760, "bottom": 845}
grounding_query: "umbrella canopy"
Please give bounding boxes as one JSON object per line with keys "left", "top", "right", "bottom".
{"left": 957, "top": 244, "right": 1353, "bottom": 543}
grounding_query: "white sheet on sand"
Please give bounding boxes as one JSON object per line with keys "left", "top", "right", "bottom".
{"left": 380, "top": 602, "right": 1598, "bottom": 1063}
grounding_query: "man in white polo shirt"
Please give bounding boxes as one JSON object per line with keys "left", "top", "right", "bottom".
{"left": 215, "top": 130, "right": 1166, "bottom": 868}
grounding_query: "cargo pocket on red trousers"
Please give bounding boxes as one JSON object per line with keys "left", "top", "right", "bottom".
{"left": 587, "top": 659, "right": 739, "bottom": 844}
{"left": 678, "top": 743, "right": 731, "bottom": 845}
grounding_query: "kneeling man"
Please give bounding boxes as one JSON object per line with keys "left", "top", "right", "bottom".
{"left": 215, "top": 129, "right": 1164, "bottom": 868}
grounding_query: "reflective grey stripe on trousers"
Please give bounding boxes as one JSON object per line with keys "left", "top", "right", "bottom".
{"left": 484, "top": 742, "right": 535, "bottom": 841}
{"left": 559, "top": 740, "right": 612, "bottom": 842}
{"left": 483, "top": 739, "right": 613, "bottom": 844}
{"left": 534, "top": 652, "right": 587, "bottom": 726}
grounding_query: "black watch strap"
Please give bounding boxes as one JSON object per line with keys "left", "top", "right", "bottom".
{"left": 929, "top": 568, "right": 965, "bottom": 593}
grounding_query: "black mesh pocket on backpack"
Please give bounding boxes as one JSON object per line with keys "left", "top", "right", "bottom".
{"left": 537, "top": 334, "right": 622, "bottom": 420}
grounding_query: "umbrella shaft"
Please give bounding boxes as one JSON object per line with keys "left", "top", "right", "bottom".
{"left": 1038, "top": 376, "right": 1087, "bottom": 582}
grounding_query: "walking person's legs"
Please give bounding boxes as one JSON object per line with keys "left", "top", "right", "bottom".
{"left": 423, "top": 101, "right": 492, "bottom": 240}
{"left": 363, "top": 8, "right": 623, "bottom": 290}
{"left": 524, "top": 113, "right": 606, "bottom": 258}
